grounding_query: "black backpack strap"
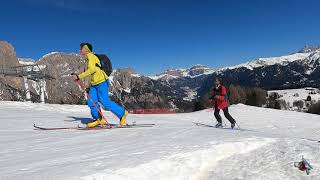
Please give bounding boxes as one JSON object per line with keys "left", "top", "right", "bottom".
{"left": 96, "top": 63, "right": 102, "bottom": 69}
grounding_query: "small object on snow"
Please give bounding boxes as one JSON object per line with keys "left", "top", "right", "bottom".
{"left": 294, "top": 156, "right": 313, "bottom": 175}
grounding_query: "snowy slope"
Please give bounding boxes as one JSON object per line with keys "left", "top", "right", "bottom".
{"left": 0, "top": 102, "right": 319, "bottom": 180}
{"left": 269, "top": 88, "right": 320, "bottom": 107}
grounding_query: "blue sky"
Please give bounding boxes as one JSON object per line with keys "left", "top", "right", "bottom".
{"left": 1, "top": 0, "right": 320, "bottom": 75}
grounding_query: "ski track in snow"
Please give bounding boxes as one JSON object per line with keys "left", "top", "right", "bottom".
{"left": 0, "top": 102, "right": 319, "bottom": 180}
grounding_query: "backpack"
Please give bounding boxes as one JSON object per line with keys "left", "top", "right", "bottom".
{"left": 94, "top": 54, "right": 113, "bottom": 76}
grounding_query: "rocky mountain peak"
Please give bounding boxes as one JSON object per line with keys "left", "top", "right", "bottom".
{"left": 115, "top": 67, "right": 136, "bottom": 75}
{"left": 298, "top": 45, "right": 320, "bottom": 53}
{"left": 0, "top": 41, "right": 19, "bottom": 68}
{"left": 152, "top": 64, "right": 214, "bottom": 80}
{"left": 188, "top": 64, "right": 213, "bottom": 76}
{"left": 190, "top": 64, "right": 209, "bottom": 69}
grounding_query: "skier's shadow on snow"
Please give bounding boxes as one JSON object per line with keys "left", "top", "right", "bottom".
{"left": 65, "top": 116, "right": 92, "bottom": 124}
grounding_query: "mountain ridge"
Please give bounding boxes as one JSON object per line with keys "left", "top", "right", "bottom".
{"left": 1, "top": 40, "right": 319, "bottom": 112}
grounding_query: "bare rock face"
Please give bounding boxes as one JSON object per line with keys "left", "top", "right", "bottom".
{"left": 0, "top": 41, "right": 20, "bottom": 68}
{"left": 37, "top": 52, "right": 87, "bottom": 104}
{"left": 188, "top": 64, "right": 212, "bottom": 76}
{"left": 0, "top": 41, "right": 25, "bottom": 101}
{"left": 110, "top": 69, "right": 173, "bottom": 110}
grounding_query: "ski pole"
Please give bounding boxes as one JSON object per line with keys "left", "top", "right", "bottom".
{"left": 221, "top": 118, "right": 227, "bottom": 127}
{"left": 74, "top": 79, "right": 111, "bottom": 128}
{"left": 235, "top": 121, "right": 241, "bottom": 130}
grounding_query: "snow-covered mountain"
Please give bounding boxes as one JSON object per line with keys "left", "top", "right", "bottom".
{"left": 151, "top": 47, "right": 320, "bottom": 110}
{"left": 1, "top": 101, "right": 319, "bottom": 179}
{"left": 149, "top": 64, "right": 215, "bottom": 80}
{"left": 298, "top": 45, "right": 320, "bottom": 53}
{"left": 222, "top": 52, "right": 312, "bottom": 71}
{"left": 150, "top": 46, "right": 320, "bottom": 80}
{"left": 205, "top": 47, "right": 320, "bottom": 89}
{"left": 1, "top": 41, "right": 320, "bottom": 112}
{"left": 145, "top": 47, "right": 320, "bottom": 108}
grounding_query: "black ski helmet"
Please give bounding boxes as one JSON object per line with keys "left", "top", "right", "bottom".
{"left": 80, "top": 42, "right": 93, "bottom": 52}
{"left": 215, "top": 78, "right": 224, "bottom": 85}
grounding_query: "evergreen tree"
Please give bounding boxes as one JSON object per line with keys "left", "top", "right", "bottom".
{"left": 236, "top": 85, "right": 247, "bottom": 104}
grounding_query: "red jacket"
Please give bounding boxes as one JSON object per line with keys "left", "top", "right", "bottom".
{"left": 213, "top": 85, "right": 229, "bottom": 110}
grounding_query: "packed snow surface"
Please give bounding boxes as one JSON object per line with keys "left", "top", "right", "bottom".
{"left": 0, "top": 102, "right": 319, "bottom": 180}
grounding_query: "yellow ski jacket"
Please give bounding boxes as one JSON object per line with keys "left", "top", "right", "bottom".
{"left": 79, "top": 52, "right": 108, "bottom": 85}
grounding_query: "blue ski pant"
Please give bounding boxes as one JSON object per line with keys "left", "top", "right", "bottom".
{"left": 88, "top": 80, "right": 125, "bottom": 120}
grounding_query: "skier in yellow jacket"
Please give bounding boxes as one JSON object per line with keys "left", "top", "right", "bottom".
{"left": 72, "top": 43, "right": 128, "bottom": 127}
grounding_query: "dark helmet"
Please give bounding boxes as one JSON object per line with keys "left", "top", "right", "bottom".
{"left": 80, "top": 42, "right": 93, "bottom": 52}
{"left": 215, "top": 78, "right": 224, "bottom": 85}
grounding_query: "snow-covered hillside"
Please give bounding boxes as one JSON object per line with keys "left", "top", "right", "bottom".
{"left": 269, "top": 88, "right": 320, "bottom": 110}
{"left": 0, "top": 102, "right": 319, "bottom": 180}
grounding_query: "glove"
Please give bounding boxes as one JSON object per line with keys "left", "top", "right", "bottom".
{"left": 85, "top": 87, "right": 90, "bottom": 93}
{"left": 71, "top": 73, "right": 80, "bottom": 81}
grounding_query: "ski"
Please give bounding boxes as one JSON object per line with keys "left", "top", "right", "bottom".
{"left": 77, "top": 123, "right": 155, "bottom": 130}
{"left": 109, "top": 123, "right": 156, "bottom": 127}
{"left": 193, "top": 122, "right": 247, "bottom": 131}
{"left": 33, "top": 124, "right": 81, "bottom": 130}
{"left": 193, "top": 122, "right": 215, "bottom": 128}
{"left": 34, "top": 123, "right": 155, "bottom": 131}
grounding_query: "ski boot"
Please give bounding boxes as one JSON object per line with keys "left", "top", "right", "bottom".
{"left": 86, "top": 119, "right": 100, "bottom": 128}
{"left": 231, "top": 123, "right": 235, "bottom": 129}
{"left": 98, "top": 118, "right": 107, "bottom": 126}
{"left": 215, "top": 122, "right": 222, "bottom": 128}
{"left": 120, "top": 110, "right": 129, "bottom": 126}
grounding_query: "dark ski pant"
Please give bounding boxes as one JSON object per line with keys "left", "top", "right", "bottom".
{"left": 214, "top": 107, "right": 236, "bottom": 124}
